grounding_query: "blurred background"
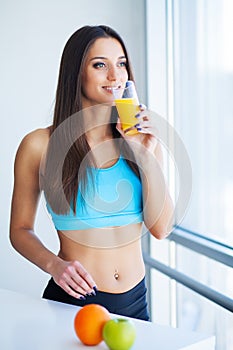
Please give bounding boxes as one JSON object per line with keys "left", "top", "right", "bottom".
{"left": 0, "top": 1, "right": 232, "bottom": 349}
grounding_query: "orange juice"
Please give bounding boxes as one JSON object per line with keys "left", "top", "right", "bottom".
{"left": 115, "top": 97, "right": 140, "bottom": 135}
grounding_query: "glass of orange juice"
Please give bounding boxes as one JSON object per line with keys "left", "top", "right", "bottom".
{"left": 112, "top": 81, "right": 140, "bottom": 135}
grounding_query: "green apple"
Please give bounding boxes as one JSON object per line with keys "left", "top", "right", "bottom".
{"left": 103, "top": 318, "right": 136, "bottom": 350}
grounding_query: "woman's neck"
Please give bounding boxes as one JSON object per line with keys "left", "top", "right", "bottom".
{"left": 82, "top": 104, "right": 113, "bottom": 145}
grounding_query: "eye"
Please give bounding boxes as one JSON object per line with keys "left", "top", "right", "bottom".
{"left": 118, "top": 61, "right": 127, "bottom": 68}
{"left": 93, "top": 62, "right": 106, "bottom": 69}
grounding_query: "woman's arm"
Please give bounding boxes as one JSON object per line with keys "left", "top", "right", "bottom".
{"left": 138, "top": 142, "right": 174, "bottom": 239}
{"left": 10, "top": 129, "right": 96, "bottom": 297}
{"left": 10, "top": 130, "right": 55, "bottom": 272}
{"left": 117, "top": 109, "right": 174, "bottom": 239}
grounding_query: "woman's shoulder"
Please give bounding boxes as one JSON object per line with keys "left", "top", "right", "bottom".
{"left": 20, "top": 127, "right": 50, "bottom": 149}
{"left": 16, "top": 127, "right": 51, "bottom": 162}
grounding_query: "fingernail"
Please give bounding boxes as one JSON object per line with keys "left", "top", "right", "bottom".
{"left": 139, "top": 104, "right": 143, "bottom": 108}
{"left": 137, "top": 127, "right": 142, "bottom": 131}
{"left": 79, "top": 296, "right": 86, "bottom": 300}
{"left": 135, "top": 123, "right": 140, "bottom": 127}
{"left": 93, "top": 286, "right": 98, "bottom": 292}
{"left": 135, "top": 113, "right": 140, "bottom": 118}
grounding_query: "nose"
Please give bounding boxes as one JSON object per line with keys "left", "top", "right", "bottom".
{"left": 107, "top": 65, "right": 118, "bottom": 81}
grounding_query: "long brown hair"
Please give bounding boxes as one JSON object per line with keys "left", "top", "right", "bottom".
{"left": 43, "top": 25, "right": 139, "bottom": 214}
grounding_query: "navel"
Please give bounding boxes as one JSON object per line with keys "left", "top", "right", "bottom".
{"left": 114, "top": 269, "right": 120, "bottom": 280}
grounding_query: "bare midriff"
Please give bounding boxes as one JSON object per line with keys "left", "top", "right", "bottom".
{"left": 57, "top": 223, "right": 145, "bottom": 293}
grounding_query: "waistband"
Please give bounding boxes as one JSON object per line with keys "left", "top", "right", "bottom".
{"left": 98, "top": 277, "right": 146, "bottom": 297}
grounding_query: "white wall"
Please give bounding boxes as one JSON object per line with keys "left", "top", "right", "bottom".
{"left": 0, "top": 0, "right": 146, "bottom": 297}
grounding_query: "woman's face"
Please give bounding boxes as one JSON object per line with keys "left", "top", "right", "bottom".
{"left": 81, "top": 37, "right": 128, "bottom": 107}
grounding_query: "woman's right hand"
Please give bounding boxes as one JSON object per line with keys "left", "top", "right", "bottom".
{"left": 51, "top": 257, "right": 97, "bottom": 299}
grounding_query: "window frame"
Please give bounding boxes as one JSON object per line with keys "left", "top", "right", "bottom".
{"left": 144, "top": 227, "right": 233, "bottom": 313}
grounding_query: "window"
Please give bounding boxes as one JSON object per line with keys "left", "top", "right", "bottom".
{"left": 173, "top": 0, "right": 233, "bottom": 247}
{"left": 146, "top": 1, "right": 233, "bottom": 349}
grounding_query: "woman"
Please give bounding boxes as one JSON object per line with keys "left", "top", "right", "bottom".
{"left": 9, "top": 25, "right": 174, "bottom": 321}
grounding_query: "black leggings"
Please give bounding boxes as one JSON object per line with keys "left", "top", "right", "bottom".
{"left": 42, "top": 277, "right": 150, "bottom": 321}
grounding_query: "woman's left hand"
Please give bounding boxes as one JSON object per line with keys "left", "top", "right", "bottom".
{"left": 116, "top": 104, "right": 159, "bottom": 157}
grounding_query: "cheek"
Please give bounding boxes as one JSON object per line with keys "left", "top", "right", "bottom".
{"left": 81, "top": 79, "right": 87, "bottom": 97}
{"left": 81, "top": 81, "right": 92, "bottom": 100}
{"left": 122, "top": 69, "right": 129, "bottom": 81}
{"left": 83, "top": 70, "right": 102, "bottom": 88}
{"left": 81, "top": 72, "right": 93, "bottom": 96}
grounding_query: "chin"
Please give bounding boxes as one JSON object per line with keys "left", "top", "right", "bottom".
{"left": 99, "top": 97, "right": 115, "bottom": 105}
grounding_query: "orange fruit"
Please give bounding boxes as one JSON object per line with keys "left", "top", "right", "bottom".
{"left": 74, "top": 304, "right": 111, "bottom": 346}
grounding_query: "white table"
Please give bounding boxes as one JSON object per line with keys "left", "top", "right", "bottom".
{"left": 0, "top": 289, "right": 215, "bottom": 350}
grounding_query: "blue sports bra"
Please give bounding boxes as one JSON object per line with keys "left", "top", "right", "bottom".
{"left": 46, "top": 156, "right": 143, "bottom": 230}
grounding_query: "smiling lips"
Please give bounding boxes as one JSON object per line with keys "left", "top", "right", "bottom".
{"left": 102, "top": 85, "right": 121, "bottom": 93}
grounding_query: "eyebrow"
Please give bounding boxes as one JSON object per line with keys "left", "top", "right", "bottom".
{"left": 89, "top": 56, "right": 126, "bottom": 61}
